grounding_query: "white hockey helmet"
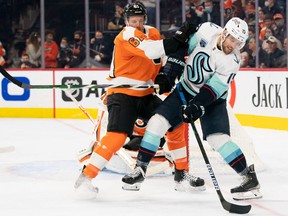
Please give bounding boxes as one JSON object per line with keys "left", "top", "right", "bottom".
{"left": 224, "top": 17, "right": 248, "bottom": 49}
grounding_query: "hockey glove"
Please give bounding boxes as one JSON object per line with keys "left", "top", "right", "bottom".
{"left": 154, "top": 73, "right": 173, "bottom": 95}
{"left": 181, "top": 103, "right": 205, "bottom": 123}
{"left": 173, "top": 21, "right": 198, "bottom": 44}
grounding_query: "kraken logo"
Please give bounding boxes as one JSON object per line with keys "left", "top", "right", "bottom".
{"left": 186, "top": 52, "right": 212, "bottom": 84}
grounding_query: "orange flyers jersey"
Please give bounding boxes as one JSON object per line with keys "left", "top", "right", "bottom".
{"left": 108, "top": 25, "right": 165, "bottom": 97}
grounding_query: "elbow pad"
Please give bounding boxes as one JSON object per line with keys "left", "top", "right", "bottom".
{"left": 163, "top": 38, "right": 182, "bottom": 55}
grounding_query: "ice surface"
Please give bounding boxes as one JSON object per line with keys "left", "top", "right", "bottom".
{"left": 0, "top": 118, "right": 287, "bottom": 216}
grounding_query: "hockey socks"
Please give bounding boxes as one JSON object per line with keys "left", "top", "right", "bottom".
{"left": 217, "top": 140, "right": 247, "bottom": 174}
{"left": 136, "top": 130, "right": 162, "bottom": 170}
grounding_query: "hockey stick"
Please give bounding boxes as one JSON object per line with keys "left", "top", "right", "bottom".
{"left": 0, "top": 66, "right": 158, "bottom": 90}
{"left": 190, "top": 121, "right": 251, "bottom": 214}
{"left": 63, "top": 89, "right": 96, "bottom": 124}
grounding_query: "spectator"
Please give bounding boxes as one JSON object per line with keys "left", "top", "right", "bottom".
{"left": 167, "top": 0, "right": 181, "bottom": 29}
{"left": 283, "top": 37, "right": 287, "bottom": 51}
{"left": 26, "top": 32, "right": 41, "bottom": 67}
{"left": 276, "top": 0, "right": 286, "bottom": 14}
{"left": 0, "top": 41, "right": 6, "bottom": 66}
{"left": 185, "top": 0, "right": 202, "bottom": 26}
{"left": 57, "top": 37, "right": 73, "bottom": 68}
{"left": 90, "top": 31, "right": 113, "bottom": 66}
{"left": 44, "top": 31, "right": 59, "bottom": 68}
{"left": 272, "top": 13, "right": 286, "bottom": 44}
{"left": 264, "top": 35, "right": 284, "bottom": 68}
{"left": 248, "top": 25, "right": 256, "bottom": 41}
{"left": 201, "top": 0, "right": 220, "bottom": 26}
{"left": 264, "top": 27, "right": 273, "bottom": 41}
{"left": 245, "top": 1, "right": 256, "bottom": 26}
{"left": 224, "top": 0, "right": 233, "bottom": 24}
{"left": 64, "top": 30, "right": 85, "bottom": 68}
{"left": 191, "top": 0, "right": 205, "bottom": 24}
{"left": 258, "top": 9, "right": 266, "bottom": 29}
{"left": 8, "top": 49, "right": 21, "bottom": 68}
{"left": 275, "top": 37, "right": 287, "bottom": 68}
{"left": 232, "top": 0, "right": 246, "bottom": 20}
{"left": 90, "top": 31, "right": 104, "bottom": 52}
{"left": 262, "top": 0, "right": 282, "bottom": 17}
{"left": 107, "top": 11, "right": 125, "bottom": 31}
{"left": 142, "top": 0, "right": 156, "bottom": 26}
{"left": 247, "top": 37, "right": 266, "bottom": 68}
{"left": 240, "top": 48, "right": 249, "bottom": 68}
{"left": 20, "top": 53, "right": 37, "bottom": 69}
{"left": 115, "top": 2, "right": 125, "bottom": 16}
{"left": 107, "top": 3, "right": 125, "bottom": 31}
{"left": 259, "top": 14, "right": 273, "bottom": 41}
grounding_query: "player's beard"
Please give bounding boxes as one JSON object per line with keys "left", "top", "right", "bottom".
{"left": 223, "top": 44, "right": 233, "bottom": 55}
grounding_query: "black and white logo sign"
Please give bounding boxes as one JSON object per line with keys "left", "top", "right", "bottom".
{"left": 62, "top": 77, "right": 83, "bottom": 101}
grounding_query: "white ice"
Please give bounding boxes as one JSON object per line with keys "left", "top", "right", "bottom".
{"left": 0, "top": 118, "right": 287, "bottom": 216}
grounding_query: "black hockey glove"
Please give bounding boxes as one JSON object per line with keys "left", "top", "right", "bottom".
{"left": 181, "top": 102, "right": 205, "bottom": 123}
{"left": 154, "top": 73, "right": 173, "bottom": 95}
{"left": 173, "top": 21, "right": 198, "bottom": 44}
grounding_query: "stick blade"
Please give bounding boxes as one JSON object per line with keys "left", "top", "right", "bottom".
{"left": 222, "top": 200, "right": 251, "bottom": 214}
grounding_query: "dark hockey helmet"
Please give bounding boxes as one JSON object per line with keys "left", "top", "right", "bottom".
{"left": 124, "top": 1, "right": 147, "bottom": 23}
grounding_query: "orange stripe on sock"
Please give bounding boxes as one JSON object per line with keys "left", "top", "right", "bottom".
{"left": 83, "top": 132, "right": 128, "bottom": 178}
{"left": 174, "top": 158, "right": 189, "bottom": 170}
{"left": 84, "top": 164, "right": 101, "bottom": 178}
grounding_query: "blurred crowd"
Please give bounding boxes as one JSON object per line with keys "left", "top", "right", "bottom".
{"left": 168, "top": 0, "right": 287, "bottom": 68}
{"left": 0, "top": 29, "right": 114, "bottom": 69}
{"left": 0, "top": 0, "right": 287, "bottom": 69}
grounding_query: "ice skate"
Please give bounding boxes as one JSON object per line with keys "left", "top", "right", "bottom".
{"left": 74, "top": 172, "right": 99, "bottom": 199}
{"left": 122, "top": 166, "right": 146, "bottom": 191}
{"left": 231, "top": 164, "right": 262, "bottom": 200}
{"left": 174, "top": 169, "right": 205, "bottom": 192}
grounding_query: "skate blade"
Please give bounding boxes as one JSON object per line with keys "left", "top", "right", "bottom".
{"left": 174, "top": 183, "right": 206, "bottom": 192}
{"left": 232, "top": 189, "right": 263, "bottom": 200}
{"left": 122, "top": 183, "right": 141, "bottom": 191}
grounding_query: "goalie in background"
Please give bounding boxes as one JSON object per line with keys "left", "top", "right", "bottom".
{"left": 74, "top": 1, "right": 204, "bottom": 198}
{"left": 77, "top": 115, "right": 173, "bottom": 176}
{"left": 123, "top": 17, "right": 262, "bottom": 201}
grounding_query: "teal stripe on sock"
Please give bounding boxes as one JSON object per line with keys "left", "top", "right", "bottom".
{"left": 141, "top": 140, "right": 159, "bottom": 152}
{"left": 217, "top": 141, "right": 243, "bottom": 164}
{"left": 141, "top": 131, "right": 161, "bottom": 152}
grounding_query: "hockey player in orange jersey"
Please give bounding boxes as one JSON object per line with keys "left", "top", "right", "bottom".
{"left": 74, "top": 1, "right": 203, "bottom": 197}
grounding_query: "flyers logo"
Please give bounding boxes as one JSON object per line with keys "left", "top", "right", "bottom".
{"left": 133, "top": 118, "right": 147, "bottom": 136}
{"left": 135, "top": 118, "right": 147, "bottom": 128}
{"left": 129, "top": 37, "right": 140, "bottom": 47}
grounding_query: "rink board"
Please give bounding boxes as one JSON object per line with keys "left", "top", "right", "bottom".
{"left": 0, "top": 68, "right": 287, "bottom": 130}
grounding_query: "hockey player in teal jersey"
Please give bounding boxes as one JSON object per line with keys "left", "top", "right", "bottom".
{"left": 122, "top": 17, "right": 262, "bottom": 201}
